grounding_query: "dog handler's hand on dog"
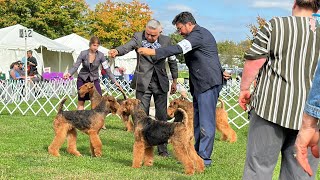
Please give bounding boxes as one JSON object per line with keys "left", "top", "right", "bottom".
{"left": 295, "top": 113, "right": 319, "bottom": 176}
{"left": 137, "top": 48, "right": 156, "bottom": 56}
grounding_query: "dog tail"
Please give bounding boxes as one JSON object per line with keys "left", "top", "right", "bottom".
{"left": 174, "top": 108, "right": 192, "bottom": 127}
{"left": 218, "top": 98, "right": 225, "bottom": 109}
{"left": 58, "top": 98, "right": 67, "bottom": 114}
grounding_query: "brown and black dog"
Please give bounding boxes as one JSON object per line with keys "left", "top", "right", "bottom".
{"left": 168, "top": 97, "right": 237, "bottom": 143}
{"left": 48, "top": 96, "right": 120, "bottom": 157}
{"left": 119, "top": 99, "right": 205, "bottom": 175}
{"left": 78, "top": 82, "right": 127, "bottom": 129}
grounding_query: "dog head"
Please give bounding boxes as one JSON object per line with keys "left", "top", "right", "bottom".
{"left": 116, "top": 98, "right": 141, "bottom": 117}
{"left": 105, "top": 96, "right": 120, "bottom": 114}
{"left": 78, "top": 82, "right": 94, "bottom": 98}
{"left": 167, "top": 96, "right": 191, "bottom": 119}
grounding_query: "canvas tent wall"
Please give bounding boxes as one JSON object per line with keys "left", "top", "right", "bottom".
{"left": 0, "top": 24, "right": 74, "bottom": 79}
{"left": 54, "top": 33, "right": 137, "bottom": 74}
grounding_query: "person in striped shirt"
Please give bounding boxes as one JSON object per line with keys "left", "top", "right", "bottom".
{"left": 239, "top": 0, "right": 320, "bottom": 179}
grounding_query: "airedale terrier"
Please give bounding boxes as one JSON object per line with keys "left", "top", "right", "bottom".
{"left": 120, "top": 99, "right": 205, "bottom": 175}
{"left": 79, "top": 82, "right": 127, "bottom": 109}
{"left": 78, "top": 82, "right": 127, "bottom": 129}
{"left": 48, "top": 96, "right": 120, "bottom": 157}
{"left": 116, "top": 98, "right": 135, "bottom": 132}
{"left": 167, "top": 97, "right": 237, "bottom": 143}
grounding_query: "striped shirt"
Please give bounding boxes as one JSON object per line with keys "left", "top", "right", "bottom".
{"left": 245, "top": 16, "right": 320, "bottom": 130}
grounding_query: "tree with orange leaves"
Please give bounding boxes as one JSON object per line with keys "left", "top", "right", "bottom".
{"left": 89, "top": 0, "right": 152, "bottom": 48}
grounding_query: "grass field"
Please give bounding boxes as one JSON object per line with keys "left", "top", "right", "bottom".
{"left": 0, "top": 113, "right": 298, "bottom": 180}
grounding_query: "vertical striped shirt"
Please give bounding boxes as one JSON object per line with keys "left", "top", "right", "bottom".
{"left": 245, "top": 16, "right": 320, "bottom": 130}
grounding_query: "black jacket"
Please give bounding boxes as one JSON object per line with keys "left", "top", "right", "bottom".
{"left": 155, "top": 25, "right": 223, "bottom": 96}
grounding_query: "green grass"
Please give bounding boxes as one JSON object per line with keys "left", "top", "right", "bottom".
{"left": 178, "top": 71, "right": 189, "bottom": 79}
{"left": 0, "top": 99, "right": 318, "bottom": 179}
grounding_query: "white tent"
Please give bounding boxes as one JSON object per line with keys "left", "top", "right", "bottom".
{"left": 54, "top": 33, "right": 137, "bottom": 74}
{"left": 54, "top": 33, "right": 109, "bottom": 61}
{"left": 0, "top": 24, "right": 74, "bottom": 79}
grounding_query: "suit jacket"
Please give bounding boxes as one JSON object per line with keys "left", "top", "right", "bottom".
{"left": 69, "top": 50, "right": 115, "bottom": 82}
{"left": 116, "top": 31, "right": 178, "bottom": 92}
{"left": 155, "top": 25, "right": 223, "bottom": 96}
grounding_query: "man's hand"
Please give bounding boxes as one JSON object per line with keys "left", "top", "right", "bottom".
{"left": 223, "top": 71, "right": 232, "bottom": 80}
{"left": 295, "top": 113, "right": 320, "bottom": 176}
{"left": 109, "top": 49, "right": 118, "bottom": 58}
{"left": 63, "top": 73, "right": 71, "bottom": 79}
{"left": 238, "top": 90, "right": 251, "bottom": 111}
{"left": 115, "top": 81, "right": 123, "bottom": 92}
{"left": 137, "top": 48, "right": 156, "bottom": 56}
{"left": 170, "top": 82, "right": 177, "bottom": 94}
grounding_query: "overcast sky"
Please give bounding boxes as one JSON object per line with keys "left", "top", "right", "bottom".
{"left": 86, "top": 0, "right": 293, "bottom": 42}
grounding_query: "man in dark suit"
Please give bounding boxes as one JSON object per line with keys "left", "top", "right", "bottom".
{"left": 137, "top": 12, "right": 223, "bottom": 167}
{"left": 109, "top": 19, "right": 178, "bottom": 157}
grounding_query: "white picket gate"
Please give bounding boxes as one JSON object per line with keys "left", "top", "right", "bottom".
{"left": 0, "top": 79, "right": 249, "bottom": 129}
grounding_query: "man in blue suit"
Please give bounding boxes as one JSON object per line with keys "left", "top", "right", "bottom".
{"left": 138, "top": 12, "right": 223, "bottom": 167}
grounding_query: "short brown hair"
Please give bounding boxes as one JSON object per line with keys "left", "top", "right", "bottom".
{"left": 296, "top": 0, "right": 320, "bottom": 12}
{"left": 89, "top": 36, "right": 100, "bottom": 46}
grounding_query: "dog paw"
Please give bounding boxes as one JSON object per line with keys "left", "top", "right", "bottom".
{"left": 144, "top": 161, "right": 153, "bottom": 167}
{"left": 185, "top": 169, "right": 195, "bottom": 175}
{"left": 132, "top": 164, "right": 142, "bottom": 168}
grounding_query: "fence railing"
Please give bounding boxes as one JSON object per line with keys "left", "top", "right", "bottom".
{"left": 0, "top": 79, "right": 249, "bottom": 129}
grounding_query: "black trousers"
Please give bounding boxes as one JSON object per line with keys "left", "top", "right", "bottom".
{"left": 135, "top": 79, "right": 168, "bottom": 154}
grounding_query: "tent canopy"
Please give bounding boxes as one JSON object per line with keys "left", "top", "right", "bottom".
{"left": 0, "top": 24, "right": 74, "bottom": 79}
{"left": 0, "top": 24, "right": 73, "bottom": 52}
{"left": 54, "top": 33, "right": 137, "bottom": 74}
{"left": 54, "top": 33, "right": 109, "bottom": 56}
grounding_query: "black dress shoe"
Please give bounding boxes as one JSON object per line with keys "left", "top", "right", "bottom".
{"left": 158, "top": 152, "right": 170, "bottom": 157}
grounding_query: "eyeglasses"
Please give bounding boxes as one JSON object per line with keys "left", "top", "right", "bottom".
{"left": 175, "top": 25, "right": 185, "bottom": 33}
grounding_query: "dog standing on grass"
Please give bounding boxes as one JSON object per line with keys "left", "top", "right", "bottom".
{"left": 119, "top": 99, "right": 205, "bottom": 175}
{"left": 79, "top": 82, "right": 127, "bottom": 130}
{"left": 48, "top": 96, "right": 120, "bottom": 157}
{"left": 168, "top": 97, "right": 237, "bottom": 143}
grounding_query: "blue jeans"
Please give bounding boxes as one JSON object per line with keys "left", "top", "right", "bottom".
{"left": 305, "top": 61, "right": 320, "bottom": 119}
{"left": 193, "top": 85, "right": 222, "bottom": 165}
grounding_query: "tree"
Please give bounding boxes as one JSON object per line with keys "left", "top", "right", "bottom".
{"left": 89, "top": 0, "right": 152, "bottom": 48}
{"left": 247, "top": 15, "right": 267, "bottom": 40}
{"left": 217, "top": 40, "right": 251, "bottom": 68}
{"left": 169, "top": 33, "right": 185, "bottom": 63}
{"left": 0, "top": 0, "right": 90, "bottom": 39}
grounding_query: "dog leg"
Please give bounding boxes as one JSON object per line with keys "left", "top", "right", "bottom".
{"left": 126, "top": 120, "right": 133, "bottom": 132}
{"left": 187, "top": 141, "right": 205, "bottom": 173}
{"left": 132, "top": 141, "right": 145, "bottom": 168}
{"left": 67, "top": 128, "right": 81, "bottom": 156}
{"left": 48, "top": 126, "right": 68, "bottom": 157}
{"left": 172, "top": 140, "right": 195, "bottom": 175}
{"left": 89, "top": 131, "right": 103, "bottom": 157}
{"left": 143, "top": 146, "right": 154, "bottom": 167}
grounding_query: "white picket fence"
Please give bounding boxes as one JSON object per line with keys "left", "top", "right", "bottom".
{"left": 0, "top": 78, "right": 249, "bottom": 129}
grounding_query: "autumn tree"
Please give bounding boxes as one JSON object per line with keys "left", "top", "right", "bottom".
{"left": 169, "top": 33, "right": 185, "bottom": 63}
{"left": 89, "top": 0, "right": 152, "bottom": 48}
{"left": 247, "top": 15, "right": 267, "bottom": 40}
{"left": 0, "top": 0, "right": 90, "bottom": 39}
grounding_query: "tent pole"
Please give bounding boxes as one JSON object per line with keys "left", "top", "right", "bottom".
{"left": 59, "top": 52, "right": 61, "bottom": 72}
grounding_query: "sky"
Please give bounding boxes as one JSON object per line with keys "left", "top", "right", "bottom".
{"left": 86, "top": 0, "right": 293, "bottom": 42}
